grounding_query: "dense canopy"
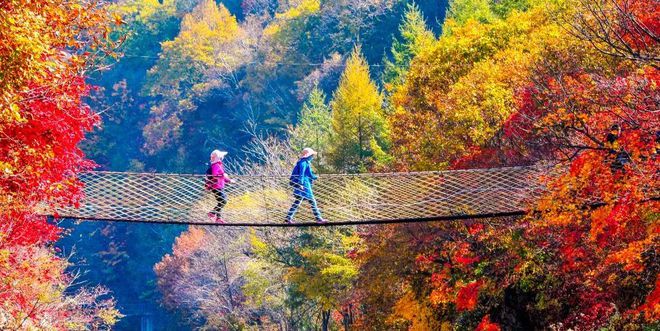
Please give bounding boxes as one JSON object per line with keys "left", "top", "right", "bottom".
{"left": 1, "top": 0, "right": 657, "bottom": 329}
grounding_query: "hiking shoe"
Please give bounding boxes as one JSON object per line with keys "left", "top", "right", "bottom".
{"left": 315, "top": 218, "right": 328, "bottom": 224}
{"left": 207, "top": 213, "right": 218, "bottom": 222}
{"left": 215, "top": 217, "right": 226, "bottom": 224}
{"left": 284, "top": 219, "right": 294, "bottom": 224}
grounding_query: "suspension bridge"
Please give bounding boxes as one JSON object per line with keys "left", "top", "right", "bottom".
{"left": 41, "top": 166, "right": 549, "bottom": 226}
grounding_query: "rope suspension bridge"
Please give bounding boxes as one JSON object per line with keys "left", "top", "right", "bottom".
{"left": 42, "top": 166, "right": 548, "bottom": 227}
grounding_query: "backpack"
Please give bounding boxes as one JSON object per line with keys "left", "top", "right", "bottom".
{"left": 289, "top": 161, "right": 301, "bottom": 188}
{"left": 205, "top": 166, "right": 215, "bottom": 190}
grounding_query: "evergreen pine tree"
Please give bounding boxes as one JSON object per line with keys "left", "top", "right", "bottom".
{"left": 382, "top": 2, "right": 434, "bottom": 92}
{"left": 329, "top": 46, "right": 390, "bottom": 172}
{"left": 290, "top": 87, "right": 333, "bottom": 168}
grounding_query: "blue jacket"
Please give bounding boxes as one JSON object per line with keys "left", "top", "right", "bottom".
{"left": 289, "top": 157, "right": 317, "bottom": 199}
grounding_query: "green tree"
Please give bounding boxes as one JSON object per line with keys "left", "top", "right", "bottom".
{"left": 445, "top": 0, "right": 495, "bottom": 26}
{"left": 382, "top": 2, "right": 435, "bottom": 93}
{"left": 329, "top": 46, "right": 390, "bottom": 172}
{"left": 247, "top": 228, "right": 359, "bottom": 331}
{"left": 289, "top": 87, "right": 332, "bottom": 168}
{"left": 490, "top": 0, "right": 531, "bottom": 18}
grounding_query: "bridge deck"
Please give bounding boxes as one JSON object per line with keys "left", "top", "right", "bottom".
{"left": 41, "top": 166, "right": 546, "bottom": 226}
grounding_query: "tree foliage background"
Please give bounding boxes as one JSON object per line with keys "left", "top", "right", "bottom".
{"left": 5, "top": 0, "right": 657, "bottom": 329}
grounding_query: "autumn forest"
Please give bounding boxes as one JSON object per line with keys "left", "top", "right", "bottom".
{"left": 1, "top": 0, "right": 658, "bottom": 330}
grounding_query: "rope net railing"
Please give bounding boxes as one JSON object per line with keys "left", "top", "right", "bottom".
{"left": 41, "top": 166, "right": 547, "bottom": 226}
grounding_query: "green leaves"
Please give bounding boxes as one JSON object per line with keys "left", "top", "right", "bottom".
{"left": 289, "top": 87, "right": 333, "bottom": 168}
{"left": 383, "top": 2, "right": 435, "bottom": 92}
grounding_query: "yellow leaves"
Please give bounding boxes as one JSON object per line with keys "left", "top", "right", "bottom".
{"left": 248, "top": 230, "right": 274, "bottom": 258}
{"left": 329, "top": 46, "right": 390, "bottom": 170}
{"left": 388, "top": 290, "right": 442, "bottom": 330}
{"left": 286, "top": 254, "right": 355, "bottom": 310}
{"left": 340, "top": 230, "right": 362, "bottom": 251}
{"left": 390, "top": 0, "right": 583, "bottom": 170}
{"left": 1, "top": 0, "right": 117, "bottom": 132}
{"left": 262, "top": 24, "right": 280, "bottom": 37}
{"left": 147, "top": 0, "right": 244, "bottom": 89}
{"left": 264, "top": 0, "right": 320, "bottom": 37}
{"left": 277, "top": 0, "right": 321, "bottom": 20}
{"left": 181, "top": 0, "right": 239, "bottom": 41}
{"left": 110, "top": 0, "right": 175, "bottom": 22}
{"left": 0, "top": 103, "right": 24, "bottom": 126}
{"left": 97, "top": 307, "right": 123, "bottom": 326}
{"left": 170, "top": 1, "right": 241, "bottom": 68}
{"left": 241, "top": 259, "right": 283, "bottom": 307}
{"left": 142, "top": 0, "right": 250, "bottom": 153}
{"left": 112, "top": 12, "right": 125, "bottom": 26}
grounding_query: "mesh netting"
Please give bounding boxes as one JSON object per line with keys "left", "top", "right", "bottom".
{"left": 41, "top": 166, "right": 546, "bottom": 225}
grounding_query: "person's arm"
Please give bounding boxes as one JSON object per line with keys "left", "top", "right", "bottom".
{"left": 307, "top": 161, "right": 318, "bottom": 180}
{"left": 219, "top": 164, "right": 232, "bottom": 183}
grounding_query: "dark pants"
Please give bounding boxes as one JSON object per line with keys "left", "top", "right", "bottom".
{"left": 287, "top": 195, "right": 322, "bottom": 221}
{"left": 210, "top": 188, "right": 227, "bottom": 216}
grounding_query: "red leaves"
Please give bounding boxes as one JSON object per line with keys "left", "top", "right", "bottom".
{"left": 562, "top": 289, "right": 616, "bottom": 330}
{"left": 453, "top": 243, "right": 480, "bottom": 267}
{"left": 467, "top": 223, "right": 485, "bottom": 236}
{"left": 455, "top": 280, "right": 482, "bottom": 311}
{"left": 636, "top": 275, "right": 660, "bottom": 321}
{"left": 513, "top": 64, "right": 658, "bottom": 328}
{"left": 615, "top": 0, "right": 660, "bottom": 54}
{"left": 476, "top": 315, "right": 501, "bottom": 331}
{"left": 416, "top": 36, "right": 658, "bottom": 331}
{"left": 415, "top": 252, "right": 438, "bottom": 268}
{"left": 346, "top": 2, "right": 659, "bottom": 329}
{"left": 0, "top": 0, "right": 118, "bottom": 326}
{"left": 1, "top": 72, "right": 97, "bottom": 246}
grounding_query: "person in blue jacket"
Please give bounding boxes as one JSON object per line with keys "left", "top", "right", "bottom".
{"left": 286, "top": 148, "right": 327, "bottom": 224}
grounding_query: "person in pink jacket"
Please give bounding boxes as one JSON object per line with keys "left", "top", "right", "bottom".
{"left": 206, "top": 150, "right": 232, "bottom": 223}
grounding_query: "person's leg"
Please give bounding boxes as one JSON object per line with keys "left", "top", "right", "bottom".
{"left": 286, "top": 195, "right": 303, "bottom": 222}
{"left": 208, "top": 189, "right": 221, "bottom": 221}
{"left": 212, "top": 189, "right": 222, "bottom": 215}
{"left": 307, "top": 196, "right": 324, "bottom": 221}
{"left": 214, "top": 189, "right": 227, "bottom": 216}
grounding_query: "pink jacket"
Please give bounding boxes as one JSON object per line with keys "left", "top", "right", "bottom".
{"left": 207, "top": 161, "right": 230, "bottom": 190}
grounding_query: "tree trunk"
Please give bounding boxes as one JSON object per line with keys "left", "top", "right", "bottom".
{"left": 321, "top": 310, "right": 331, "bottom": 331}
{"left": 342, "top": 304, "right": 353, "bottom": 331}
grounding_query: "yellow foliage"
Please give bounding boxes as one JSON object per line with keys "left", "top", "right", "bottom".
{"left": 162, "top": 0, "right": 241, "bottom": 67}
{"left": 147, "top": 0, "right": 243, "bottom": 97}
{"left": 110, "top": 0, "right": 176, "bottom": 22}
{"left": 387, "top": 290, "right": 442, "bottom": 330}
{"left": 248, "top": 230, "right": 272, "bottom": 257}
{"left": 0, "top": 0, "right": 112, "bottom": 126}
{"left": 329, "top": 46, "right": 389, "bottom": 171}
{"left": 606, "top": 237, "right": 654, "bottom": 274}
{"left": 390, "top": 2, "right": 572, "bottom": 170}
{"left": 264, "top": 0, "right": 320, "bottom": 36}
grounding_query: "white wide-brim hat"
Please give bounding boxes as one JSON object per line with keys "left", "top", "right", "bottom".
{"left": 300, "top": 147, "right": 317, "bottom": 158}
{"left": 210, "top": 150, "right": 228, "bottom": 163}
